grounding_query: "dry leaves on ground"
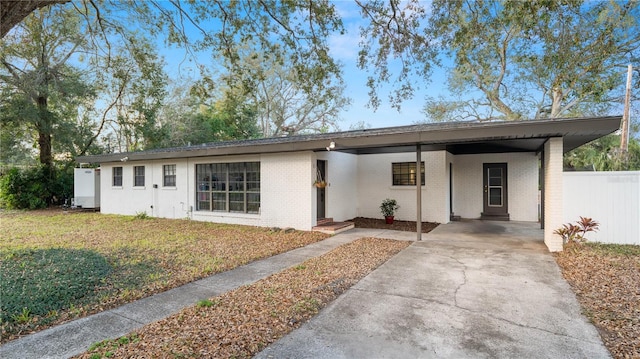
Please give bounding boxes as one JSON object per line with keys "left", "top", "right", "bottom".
{"left": 77, "top": 237, "right": 411, "bottom": 359}
{"left": 555, "top": 243, "right": 640, "bottom": 359}
{"left": 1, "top": 210, "right": 327, "bottom": 343}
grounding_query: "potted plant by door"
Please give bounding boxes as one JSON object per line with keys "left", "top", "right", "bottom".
{"left": 314, "top": 168, "right": 328, "bottom": 188}
{"left": 380, "top": 198, "right": 399, "bottom": 224}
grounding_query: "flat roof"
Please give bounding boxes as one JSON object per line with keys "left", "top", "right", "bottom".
{"left": 77, "top": 116, "right": 622, "bottom": 163}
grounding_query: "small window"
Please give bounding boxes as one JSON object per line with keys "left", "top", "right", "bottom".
{"left": 134, "top": 166, "right": 145, "bottom": 187}
{"left": 163, "top": 165, "right": 176, "bottom": 187}
{"left": 112, "top": 166, "right": 123, "bottom": 186}
{"left": 392, "top": 162, "right": 425, "bottom": 186}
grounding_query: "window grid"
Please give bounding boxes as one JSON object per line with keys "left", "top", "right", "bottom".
{"left": 392, "top": 162, "right": 425, "bottom": 186}
{"left": 112, "top": 167, "right": 123, "bottom": 186}
{"left": 163, "top": 165, "right": 176, "bottom": 187}
{"left": 196, "top": 162, "right": 260, "bottom": 214}
{"left": 134, "top": 166, "right": 145, "bottom": 187}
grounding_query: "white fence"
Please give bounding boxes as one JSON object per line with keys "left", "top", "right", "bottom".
{"left": 563, "top": 171, "right": 640, "bottom": 245}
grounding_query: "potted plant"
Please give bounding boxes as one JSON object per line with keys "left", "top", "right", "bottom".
{"left": 380, "top": 198, "right": 399, "bottom": 224}
{"left": 314, "top": 168, "right": 328, "bottom": 188}
{"left": 314, "top": 180, "right": 328, "bottom": 188}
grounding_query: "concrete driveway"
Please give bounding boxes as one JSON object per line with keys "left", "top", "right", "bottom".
{"left": 256, "top": 221, "right": 610, "bottom": 359}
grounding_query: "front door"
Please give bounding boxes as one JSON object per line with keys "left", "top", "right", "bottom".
{"left": 317, "top": 160, "right": 326, "bottom": 219}
{"left": 482, "top": 163, "right": 509, "bottom": 220}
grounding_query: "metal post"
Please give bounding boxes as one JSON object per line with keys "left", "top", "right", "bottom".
{"left": 416, "top": 144, "right": 422, "bottom": 240}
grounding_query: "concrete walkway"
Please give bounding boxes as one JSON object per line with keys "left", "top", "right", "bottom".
{"left": 256, "top": 221, "right": 611, "bottom": 359}
{"left": 0, "top": 228, "right": 408, "bottom": 359}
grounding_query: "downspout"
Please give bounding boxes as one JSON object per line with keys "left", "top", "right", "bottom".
{"left": 416, "top": 144, "right": 422, "bottom": 240}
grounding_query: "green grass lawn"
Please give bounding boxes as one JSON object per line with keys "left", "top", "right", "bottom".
{"left": 0, "top": 210, "right": 327, "bottom": 343}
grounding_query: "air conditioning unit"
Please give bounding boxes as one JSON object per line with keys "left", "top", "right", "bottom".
{"left": 74, "top": 168, "right": 101, "bottom": 209}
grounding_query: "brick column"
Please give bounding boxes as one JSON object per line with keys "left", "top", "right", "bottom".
{"left": 543, "top": 137, "right": 564, "bottom": 252}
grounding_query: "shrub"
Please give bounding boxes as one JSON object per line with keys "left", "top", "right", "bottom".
{"left": 554, "top": 216, "right": 599, "bottom": 245}
{"left": 0, "top": 165, "right": 73, "bottom": 209}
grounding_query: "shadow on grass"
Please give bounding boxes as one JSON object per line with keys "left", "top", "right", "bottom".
{"left": 0, "top": 248, "right": 112, "bottom": 324}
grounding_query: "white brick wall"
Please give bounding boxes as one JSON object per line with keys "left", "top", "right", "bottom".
{"left": 100, "top": 164, "right": 153, "bottom": 216}
{"left": 98, "top": 149, "right": 541, "bottom": 232}
{"left": 544, "top": 137, "right": 564, "bottom": 252}
{"left": 356, "top": 151, "right": 449, "bottom": 223}
{"left": 316, "top": 151, "right": 358, "bottom": 222}
{"left": 453, "top": 153, "right": 539, "bottom": 221}
{"left": 260, "top": 152, "right": 314, "bottom": 229}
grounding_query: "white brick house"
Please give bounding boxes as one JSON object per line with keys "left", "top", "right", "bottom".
{"left": 78, "top": 116, "right": 620, "bottom": 252}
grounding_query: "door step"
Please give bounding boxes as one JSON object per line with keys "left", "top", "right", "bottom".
{"left": 313, "top": 220, "right": 355, "bottom": 235}
{"left": 316, "top": 218, "right": 334, "bottom": 226}
{"left": 480, "top": 213, "right": 510, "bottom": 221}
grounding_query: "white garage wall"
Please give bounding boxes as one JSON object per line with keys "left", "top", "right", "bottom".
{"left": 453, "top": 152, "right": 539, "bottom": 222}
{"left": 563, "top": 171, "right": 640, "bottom": 245}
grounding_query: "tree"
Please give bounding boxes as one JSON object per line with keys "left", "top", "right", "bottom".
{"left": 102, "top": 39, "right": 167, "bottom": 153}
{"left": 565, "top": 120, "right": 640, "bottom": 171}
{"left": 0, "top": 5, "right": 95, "bottom": 169}
{"left": 209, "top": 46, "right": 350, "bottom": 137}
{"left": 153, "top": 80, "right": 260, "bottom": 148}
{"left": 1, "top": 0, "right": 429, "bottom": 115}
{"left": 7, "top": 1, "right": 636, "bottom": 124}
{"left": 425, "top": 0, "right": 640, "bottom": 121}
{"left": 1, "top": 3, "right": 167, "bottom": 166}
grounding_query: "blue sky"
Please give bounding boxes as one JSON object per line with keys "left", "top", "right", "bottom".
{"left": 157, "top": 1, "right": 450, "bottom": 130}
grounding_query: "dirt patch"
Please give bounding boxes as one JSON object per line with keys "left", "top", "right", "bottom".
{"left": 350, "top": 216, "right": 438, "bottom": 233}
{"left": 555, "top": 243, "right": 640, "bottom": 358}
{"left": 77, "top": 237, "right": 411, "bottom": 359}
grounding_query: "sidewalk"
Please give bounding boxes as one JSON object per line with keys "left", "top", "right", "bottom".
{"left": 0, "top": 228, "right": 407, "bottom": 359}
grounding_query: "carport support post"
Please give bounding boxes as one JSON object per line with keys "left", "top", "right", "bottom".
{"left": 543, "top": 137, "right": 564, "bottom": 251}
{"left": 416, "top": 144, "right": 422, "bottom": 240}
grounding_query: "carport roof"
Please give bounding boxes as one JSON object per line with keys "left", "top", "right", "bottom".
{"left": 77, "top": 116, "right": 621, "bottom": 163}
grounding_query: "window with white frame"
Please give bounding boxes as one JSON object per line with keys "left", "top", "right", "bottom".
{"left": 163, "top": 164, "right": 176, "bottom": 187}
{"left": 113, "top": 166, "right": 123, "bottom": 186}
{"left": 392, "top": 162, "right": 425, "bottom": 186}
{"left": 196, "top": 162, "right": 260, "bottom": 213}
{"left": 133, "top": 166, "right": 145, "bottom": 187}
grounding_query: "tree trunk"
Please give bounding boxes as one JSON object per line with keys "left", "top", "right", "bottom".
{"left": 38, "top": 132, "right": 53, "bottom": 167}
{"left": 550, "top": 87, "right": 563, "bottom": 118}
{"left": 36, "top": 95, "right": 53, "bottom": 168}
{"left": 1, "top": 0, "right": 70, "bottom": 38}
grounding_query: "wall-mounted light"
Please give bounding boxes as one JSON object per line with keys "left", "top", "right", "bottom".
{"left": 326, "top": 141, "right": 336, "bottom": 151}
{"left": 120, "top": 156, "right": 129, "bottom": 162}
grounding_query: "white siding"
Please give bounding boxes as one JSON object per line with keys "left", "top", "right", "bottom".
{"left": 564, "top": 171, "right": 640, "bottom": 245}
{"left": 453, "top": 152, "right": 539, "bottom": 222}
{"left": 356, "top": 151, "right": 449, "bottom": 223}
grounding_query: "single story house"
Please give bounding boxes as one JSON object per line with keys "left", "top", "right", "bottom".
{"left": 78, "top": 116, "right": 621, "bottom": 252}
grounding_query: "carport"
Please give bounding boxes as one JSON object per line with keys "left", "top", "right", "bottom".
{"left": 314, "top": 116, "right": 620, "bottom": 251}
